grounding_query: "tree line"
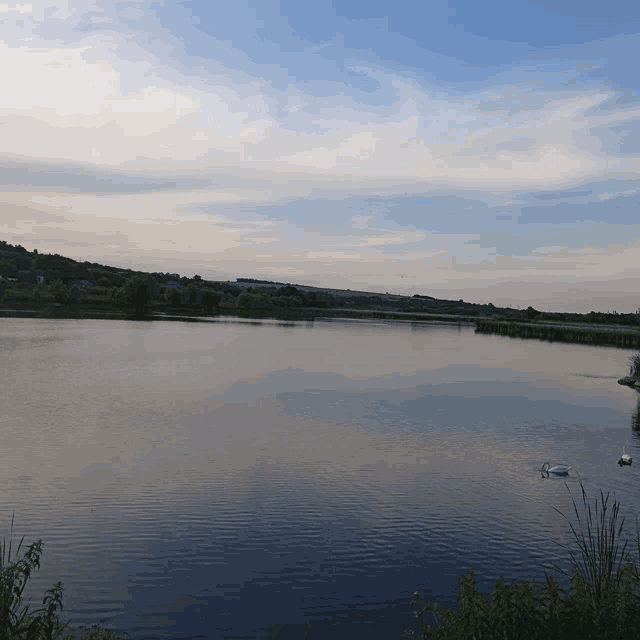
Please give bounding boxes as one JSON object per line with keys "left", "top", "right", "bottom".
{"left": 3, "top": 240, "right": 640, "bottom": 324}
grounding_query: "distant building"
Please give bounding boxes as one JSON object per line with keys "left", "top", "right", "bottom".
{"left": 68, "top": 279, "right": 92, "bottom": 288}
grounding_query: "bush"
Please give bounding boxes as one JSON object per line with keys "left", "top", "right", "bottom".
{"left": 109, "top": 275, "right": 156, "bottom": 315}
{"left": 48, "top": 281, "right": 78, "bottom": 305}
{"left": 236, "top": 292, "right": 273, "bottom": 311}
{"left": 405, "top": 483, "right": 640, "bottom": 640}
{"left": 201, "top": 290, "right": 220, "bottom": 312}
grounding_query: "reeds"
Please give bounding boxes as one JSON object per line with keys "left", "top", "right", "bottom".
{"left": 629, "top": 353, "right": 640, "bottom": 377}
{"left": 0, "top": 512, "right": 67, "bottom": 640}
{"left": 548, "top": 483, "right": 640, "bottom": 638}
{"left": 474, "top": 320, "right": 640, "bottom": 349}
{"left": 0, "top": 514, "right": 128, "bottom": 640}
{"left": 405, "top": 483, "right": 640, "bottom": 639}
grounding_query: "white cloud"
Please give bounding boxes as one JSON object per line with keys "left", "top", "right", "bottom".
{"left": 0, "top": 1, "right": 635, "bottom": 191}
{"left": 0, "top": 0, "right": 639, "bottom": 311}
{"left": 1, "top": 32, "right": 633, "bottom": 190}
{"left": 0, "top": 4, "right": 33, "bottom": 13}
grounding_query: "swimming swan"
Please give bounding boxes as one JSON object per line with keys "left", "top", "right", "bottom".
{"left": 619, "top": 445, "right": 632, "bottom": 465}
{"left": 541, "top": 462, "right": 571, "bottom": 476}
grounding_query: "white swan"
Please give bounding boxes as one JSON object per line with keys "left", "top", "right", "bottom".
{"left": 619, "top": 445, "right": 632, "bottom": 465}
{"left": 541, "top": 462, "right": 571, "bottom": 476}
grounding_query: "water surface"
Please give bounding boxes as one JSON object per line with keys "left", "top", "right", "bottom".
{"left": 1, "top": 317, "right": 638, "bottom": 639}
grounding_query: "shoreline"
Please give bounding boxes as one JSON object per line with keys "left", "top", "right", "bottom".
{"left": 473, "top": 317, "right": 640, "bottom": 350}
{"left": 3, "top": 306, "right": 640, "bottom": 351}
{"left": 0, "top": 305, "right": 479, "bottom": 324}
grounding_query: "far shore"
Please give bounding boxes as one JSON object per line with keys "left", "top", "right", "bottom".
{"left": 0, "top": 305, "right": 479, "bottom": 324}
{"left": 4, "top": 305, "right": 640, "bottom": 351}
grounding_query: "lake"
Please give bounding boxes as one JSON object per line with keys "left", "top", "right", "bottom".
{"left": 2, "top": 316, "right": 639, "bottom": 639}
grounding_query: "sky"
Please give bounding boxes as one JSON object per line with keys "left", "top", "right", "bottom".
{"left": 1, "top": 0, "right": 640, "bottom": 313}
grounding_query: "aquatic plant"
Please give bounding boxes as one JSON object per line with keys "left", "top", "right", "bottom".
{"left": 629, "top": 353, "right": 640, "bottom": 378}
{"left": 0, "top": 512, "right": 68, "bottom": 640}
{"left": 0, "top": 514, "right": 129, "bottom": 640}
{"left": 64, "top": 623, "right": 130, "bottom": 640}
{"left": 474, "top": 320, "right": 640, "bottom": 349}
{"left": 548, "top": 484, "right": 640, "bottom": 637}
{"left": 405, "top": 483, "right": 640, "bottom": 639}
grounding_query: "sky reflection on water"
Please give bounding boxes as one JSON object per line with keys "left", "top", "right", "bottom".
{"left": 1, "top": 317, "right": 639, "bottom": 639}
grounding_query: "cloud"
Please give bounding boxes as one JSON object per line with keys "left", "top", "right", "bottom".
{"left": 0, "top": 1, "right": 637, "bottom": 187}
{"left": 1, "top": 0, "right": 639, "bottom": 311}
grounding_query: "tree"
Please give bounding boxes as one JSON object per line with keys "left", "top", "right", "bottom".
{"left": 278, "top": 285, "right": 300, "bottom": 297}
{"left": 236, "top": 291, "right": 272, "bottom": 310}
{"left": 526, "top": 306, "right": 540, "bottom": 320}
{"left": 202, "top": 290, "right": 220, "bottom": 312}
{"left": 235, "top": 292, "right": 252, "bottom": 309}
{"left": 0, "top": 258, "right": 19, "bottom": 279}
{"left": 38, "top": 255, "right": 76, "bottom": 284}
{"left": 272, "top": 295, "right": 302, "bottom": 307}
{"left": 49, "top": 280, "right": 71, "bottom": 304}
{"left": 185, "top": 284, "right": 202, "bottom": 306}
{"left": 108, "top": 286, "right": 126, "bottom": 307}
{"left": 164, "top": 288, "right": 182, "bottom": 308}
{"left": 68, "top": 285, "right": 80, "bottom": 305}
{"left": 120, "top": 274, "right": 157, "bottom": 315}
{"left": 19, "top": 270, "right": 37, "bottom": 284}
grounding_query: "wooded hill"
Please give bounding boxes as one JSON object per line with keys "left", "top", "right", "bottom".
{"left": 1, "top": 240, "right": 639, "bottom": 327}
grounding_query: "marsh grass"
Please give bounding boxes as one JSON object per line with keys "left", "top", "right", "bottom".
{"left": 0, "top": 514, "right": 129, "bottom": 640}
{"left": 405, "top": 483, "right": 640, "bottom": 639}
{"left": 0, "top": 513, "right": 68, "bottom": 640}
{"left": 629, "top": 353, "right": 640, "bottom": 377}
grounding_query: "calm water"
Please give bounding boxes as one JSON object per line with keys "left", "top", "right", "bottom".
{"left": 1, "top": 317, "right": 639, "bottom": 639}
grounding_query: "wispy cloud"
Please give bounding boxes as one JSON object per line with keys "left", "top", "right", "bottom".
{"left": 1, "top": 0, "right": 639, "bottom": 310}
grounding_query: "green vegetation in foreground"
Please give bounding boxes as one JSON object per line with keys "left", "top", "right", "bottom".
{"left": 405, "top": 483, "right": 640, "bottom": 640}
{"left": 616, "top": 353, "right": 640, "bottom": 388}
{"left": 0, "top": 514, "right": 129, "bottom": 639}
{"left": 630, "top": 353, "right": 640, "bottom": 378}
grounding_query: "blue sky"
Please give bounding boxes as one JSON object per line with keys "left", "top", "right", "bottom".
{"left": 1, "top": 0, "right": 639, "bottom": 311}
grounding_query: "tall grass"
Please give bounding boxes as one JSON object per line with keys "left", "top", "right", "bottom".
{"left": 405, "top": 483, "right": 640, "bottom": 640}
{"left": 629, "top": 352, "right": 640, "bottom": 377}
{"left": 0, "top": 514, "right": 129, "bottom": 640}
{"left": 0, "top": 513, "right": 68, "bottom": 640}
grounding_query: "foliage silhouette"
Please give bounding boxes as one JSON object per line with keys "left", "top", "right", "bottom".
{"left": 405, "top": 483, "right": 640, "bottom": 640}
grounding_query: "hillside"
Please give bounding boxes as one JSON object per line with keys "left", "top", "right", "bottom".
{"left": 1, "top": 240, "right": 640, "bottom": 331}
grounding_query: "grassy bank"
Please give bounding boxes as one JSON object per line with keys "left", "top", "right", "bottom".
{"left": 474, "top": 318, "right": 640, "bottom": 350}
